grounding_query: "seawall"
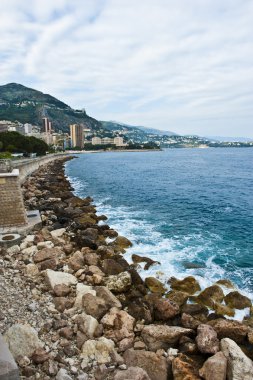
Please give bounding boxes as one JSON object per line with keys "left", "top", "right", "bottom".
{"left": 12, "top": 153, "right": 69, "bottom": 183}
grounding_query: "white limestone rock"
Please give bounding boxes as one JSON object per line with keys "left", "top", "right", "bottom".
{"left": 221, "top": 337, "right": 253, "bottom": 380}
{"left": 51, "top": 228, "right": 66, "bottom": 238}
{"left": 74, "top": 283, "right": 96, "bottom": 309}
{"left": 4, "top": 324, "right": 42, "bottom": 359}
{"left": 80, "top": 337, "right": 118, "bottom": 368}
{"left": 45, "top": 269, "right": 77, "bottom": 289}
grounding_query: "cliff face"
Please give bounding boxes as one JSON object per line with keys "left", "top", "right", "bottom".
{"left": 0, "top": 83, "right": 102, "bottom": 132}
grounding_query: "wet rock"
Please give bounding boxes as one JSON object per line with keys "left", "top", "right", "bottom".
{"left": 224, "top": 291, "right": 251, "bottom": 310}
{"left": 169, "top": 276, "right": 201, "bottom": 295}
{"left": 45, "top": 269, "right": 77, "bottom": 289}
{"left": 141, "top": 324, "right": 193, "bottom": 351}
{"left": 105, "top": 271, "right": 132, "bottom": 293}
{"left": 123, "top": 349, "right": 168, "bottom": 380}
{"left": 153, "top": 297, "right": 179, "bottom": 320}
{"left": 132, "top": 254, "right": 160, "bottom": 270}
{"left": 199, "top": 351, "right": 227, "bottom": 380}
{"left": 4, "top": 324, "right": 42, "bottom": 359}
{"left": 54, "top": 284, "right": 72, "bottom": 297}
{"left": 101, "top": 308, "right": 135, "bottom": 343}
{"left": 181, "top": 313, "right": 201, "bottom": 329}
{"left": 112, "top": 236, "right": 132, "bottom": 251}
{"left": 221, "top": 337, "right": 253, "bottom": 380}
{"left": 166, "top": 290, "right": 189, "bottom": 306}
{"left": 80, "top": 337, "right": 119, "bottom": 368}
{"left": 209, "top": 318, "right": 249, "bottom": 344}
{"left": 181, "top": 303, "right": 208, "bottom": 317}
{"left": 216, "top": 279, "right": 234, "bottom": 289}
{"left": 114, "top": 366, "right": 151, "bottom": 380}
{"left": 196, "top": 324, "right": 219, "bottom": 354}
{"left": 127, "top": 300, "right": 153, "bottom": 324}
{"left": 95, "top": 286, "right": 122, "bottom": 309}
{"left": 172, "top": 354, "right": 202, "bottom": 380}
{"left": 145, "top": 277, "right": 166, "bottom": 294}
{"left": 213, "top": 302, "right": 235, "bottom": 317}
{"left": 196, "top": 285, "right": 224, "bottom": 308}
{"left": 101, "top": 259, "right": 125, "bottom": 275}
{"left": 82, "top": 293, "right": 109, "bottom": 320}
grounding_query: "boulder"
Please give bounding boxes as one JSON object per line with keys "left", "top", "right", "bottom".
{"left": 114, "top": 367, "right": 151, "bottom": 380}
{"left": 213, "top": 302, "right": 235, "bottom": 317}
{"left": 68, "top": 251, "right": 85, "bottom": 271}
{"left": 31, "top": 348, "right": 50, "bottom": 364}
{"left": 153, "top": 297, "right": 179, "bottom": 320}
{"left": 80, "top": 337, "right": 119, "bottom": 368}
{"left": 208, "top": 319, "right": 249, "bottom": 344}
{"left": 196, "top": 285, "right": 224, "bottom": 308}
{"left": 166, "top": 290, "right": 189, "bottom": 306}
{"left": 199, "top": 351, "right": 227, "bottom": 380}
{"left": 141, "top": 324, "right": 193, "bottom": 351}
{"left": 123, "top": 349, "right": 168, "bottom": 380}
{"left": 75, "top": 312, "right": 99, "bottom": 338}
{"left": 82, "top": 293, "right": 108, "bottom": 320}
{"left": 25, "top": 263, "right": 39, "bottom": 277}
{"left": 101, "top": 308, "right": 135, "bottom": 343}
{"left": 83, "top": 251, "right": 99, "bottom": 266}
{"left": 74, "top": 283, "right": 96, "bottom": 309}
{"left": 105, "top": 271, "right": 132, "bottom": 293}
{"left": 145, "top": 277, "right": 166, "bottom": 294}
{"left": 196, "top": 324, "right": 219, "bottom": 354}
{"left": 50, "top": 228, "right": 66, "bottom": 238}
{"left": 216, "top": 279, "right": 234, "bottom": 289}
{"left": 4, "top": 324, "right": 42, "bottom": 359}
{"left": 127, "top": 300, "right": 153, "bottom": 324}
{"left": 132, "top": 254, "right": 160, "bottom": 270}
{"left": 181, "top": 313, "right": 201, "bottom": 330}
{"left": 37, "top": 241, "right": 54, "bottom": 250}
{"left": 169, "top": 276, "right": 201, "bottom": 295}
{"left": 224, "top": 291, "right": 251, "bottom": 310}
{"left": 101, "top": 259, "right": 125, "bottom": 275}
{"left": 54, "top": 284, "right": 71, "bottom": 297}
{"left": 45, "top": 269, "right": 77, "bottom": 289}
{"left": 112, "top": 236, "right": 132, "bottom": 250}
{"left": 221, "top": 337, "right": 253, "bottom": 380}
{"left": 172, "top": 354, "right": 202, "bottom": 380}
{"left": 95, "top": 286, "right": 122, "bottom": 309}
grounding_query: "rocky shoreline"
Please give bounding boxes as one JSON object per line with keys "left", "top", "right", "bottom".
{"left": 1, "top": 156, "right": 253, "bottom": 380}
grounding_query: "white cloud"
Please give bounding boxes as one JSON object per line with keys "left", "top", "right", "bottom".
{"left": 0, "top": 0, "right": 253, "bottom": 136}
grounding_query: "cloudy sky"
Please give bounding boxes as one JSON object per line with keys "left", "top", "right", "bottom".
{"left": 0, "top": 0, "right": 253, "bottom": 137}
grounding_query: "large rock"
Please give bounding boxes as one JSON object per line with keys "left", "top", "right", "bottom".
{"left": 68, "top": 251, "right": 85, "bottom": 271}
{"left": 196, "top": 324, "right": 220, "bottom": 354}
{"left": 33, "top": 247, "right": 61, "bottom": 263}
{"left": 199, "top": 351, "right": 227, "bottom": 380}
{"left": 4, "top": 324, "right": 42, "bottom": 359}
{"left": 172, "top": 354, "right": 201, "bottom": 380}
{"left": 105, "top": 272, "right": 132, "bottom": 293}
{"left": 123, "top": 349, "right": 168, "bottom": 380}
{"left": 141, "top": 324, "right": 193, "bottom": 351}
{"left": 101, "top": 259, "right": 125, "bottom": 275}
{"left": 166, "top": 290, "right": 189, "bottom": 306}
{"left": 50, "top": 228, "right": 66, "bottom": 238}
{"left": 80, "top": 337, "right": 119, "bottom": 368}
{"left": 114, "top": 367, "right": 151, "bottom": 380}
{"left": 45, "top": 269, "right": 77, "bottom": 289}
{"left": 153, "top": 297, "right": 179, "bottom": 320}
{"left": 145, "top": 277, "right": 166, "bottom": 294}
{"left": 112, "top": 236, "right": 132, "bottom": 250}
{"left": 224, "top": 291, "right": 251, "bottom": 310}
{"left": 95, "top": 286, "right": 122, "bottom": 309}
{"left": 196, "top": 285, "right": 224, "bottom": 308}
{"left": 101, "top": 307, "right": 135, "bottom": 343}
{"left": 82, "top": 293, "right": 108, "bottom": 320}
{"left": 169, "top": 276, "right": 201, "bottom": 295}
{"left": 221, "top": 338, "right": 253, "bottom": 380}
{"left": 208, "top": 319, "right": 249, "bottom": 344}
{"left": 74, "top": 283, "right": 96, "bottom": 309}
{"left": 74, "top": 312, "right": 99, "bottom": 338}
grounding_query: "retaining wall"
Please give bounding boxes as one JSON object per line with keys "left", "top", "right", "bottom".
{"left": 12, "top": 153, "right": 69, "bottom": 183}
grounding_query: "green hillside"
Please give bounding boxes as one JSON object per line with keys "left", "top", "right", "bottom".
{"left": 0, "top": 83, "right": 102, "bottom": 132}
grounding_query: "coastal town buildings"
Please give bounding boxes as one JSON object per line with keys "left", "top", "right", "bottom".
{"left": 70, "top": 124, "right": 84, "bottom": 148}
{"left": 91, "top": 136, "right": 126, "bottom": 147}
{"left": 42, "top": 117, "right": 51, "bottom": 133}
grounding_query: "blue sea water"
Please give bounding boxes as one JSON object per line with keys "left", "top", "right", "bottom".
{"left": 65, "top": 148, "right": 253, "bottom": 300}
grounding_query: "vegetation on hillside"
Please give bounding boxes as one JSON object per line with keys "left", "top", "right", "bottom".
{"left": 0, "top": 131, "right": 48, "bottom": 156}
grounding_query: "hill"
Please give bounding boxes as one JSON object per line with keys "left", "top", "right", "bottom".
{"left": 101, "top": 120, "right": 177, "bottom": 137}
{"left": 0, "top": 83, "right": 102, "bottom": 132}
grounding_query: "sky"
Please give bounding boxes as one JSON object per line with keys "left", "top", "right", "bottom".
{"left": 0, "top": 0, "right": 253, "bottom": 137}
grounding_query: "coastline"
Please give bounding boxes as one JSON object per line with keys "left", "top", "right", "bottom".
{"left": 1, "top": 157, "right": 253, "bottom": 379}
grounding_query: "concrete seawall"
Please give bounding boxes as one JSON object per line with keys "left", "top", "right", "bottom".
{"left": 12, "top": 153, "right": 69, "bottom": 183}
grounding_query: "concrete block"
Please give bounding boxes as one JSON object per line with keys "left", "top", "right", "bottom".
{"left": 0, "top": 334, "right": 19, "bottom": 379}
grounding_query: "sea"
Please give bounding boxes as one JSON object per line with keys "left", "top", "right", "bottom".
{"left": 65, "top": 148, "right": 253, "bottom": 311}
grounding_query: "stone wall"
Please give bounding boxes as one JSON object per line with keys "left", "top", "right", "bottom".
{"left": 0, "top": 169, "right": 27, "bottom": 227}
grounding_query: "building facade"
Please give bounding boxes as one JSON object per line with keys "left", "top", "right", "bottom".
{"left": 70, "top": 124, "right": 84, "bottom": 148}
